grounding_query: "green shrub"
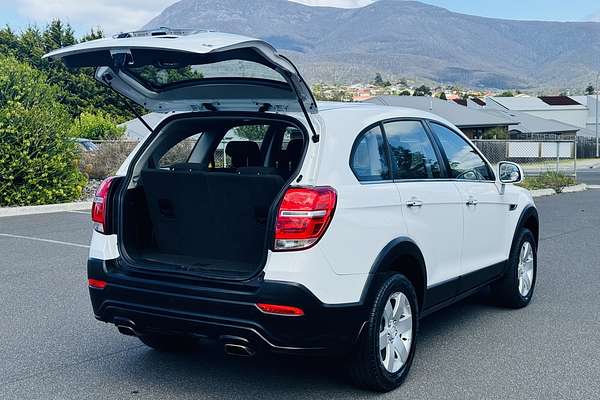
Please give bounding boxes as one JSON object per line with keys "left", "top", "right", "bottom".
{"left": 482, "top": 127, "right": 509, "bottom": 139}
{"left": 520, "top": 172, "right": 576, "bottom": 193}
{"left": 0, "top": 56, "right": 87, "bottom": 206}
{"left": 69, "top": 111, "right": 125, "bottom": 140}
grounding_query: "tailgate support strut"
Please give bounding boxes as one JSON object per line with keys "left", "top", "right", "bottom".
{"left": 102, "top": 75, "right": 154, "bottom": 135}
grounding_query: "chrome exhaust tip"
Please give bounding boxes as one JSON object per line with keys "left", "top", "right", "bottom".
{"left": 117, "top": 325, "right": 137, "bottom": 337}
{"left": 224, "top": 343, "right": 256, "bottom": 357}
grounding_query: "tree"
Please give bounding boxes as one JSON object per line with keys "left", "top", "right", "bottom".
{"left": 373, "top": 72, "right": 384, "bottom": 86}
{"left": 482, "top": 127, "right": 509, "bottom": 140}
{"left": 0, "top": 21, "right": 136, "bottom": 121}
{"left": 439, "top": 92, "right": 447, "bottom": 100}
{"left": 413, "top": 85, "right": 432, "bottom": 96}
{"left": 0, "top": 56, "right": 86, "bottom": 206}
{"left": 235, "top": 125, "right": 268, "bottom": 142}
{"left": 399, "top": 90, "right": 412, "bottom": 96}
{"left": 499, "top": 91, "right": 514, "bottom": 97}
{"left": 585, "top": 84, "right": 595, "bottom": 95}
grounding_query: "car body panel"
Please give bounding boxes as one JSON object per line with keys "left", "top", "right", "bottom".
{"left": 88, "top": 101, "right": 535, "bottom": 307}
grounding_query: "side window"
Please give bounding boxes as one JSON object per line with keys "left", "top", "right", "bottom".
{"left": 213, "top": 125, "right": 268, "bottom": 168}
{"left": 159, "top": 133, "right": 201, "bottom": 168}
{"left": 384, "top": 121, "right": 441, "bottom": 180}
{"left": 350, "top": 125, "right": 390, "bottom": 182}
{"left": 429, "top": 123, "right": 494, "bottom": 181}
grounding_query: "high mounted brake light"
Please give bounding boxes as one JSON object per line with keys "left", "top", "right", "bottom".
{"left": 274, "top": 186, "right": 337, "bottom": 251}
{"left": 91, "top": 177, "right": 116, "bottom": 233}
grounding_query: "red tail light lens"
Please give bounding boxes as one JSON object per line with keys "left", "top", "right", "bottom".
{"left": 274, "top": 186, "right": 337, "bottom": 251}
{"left": 256, "top": 303, "right": 304, "bottom": 316}
{"left": 91, "top": 177, "right": 115, "bottom": 233}
{"left": 88, "top": 278, "right": 107, "bottom": 289}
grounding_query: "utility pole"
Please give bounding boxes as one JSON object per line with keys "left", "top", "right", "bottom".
{"left": 594, "top": 72, "right": 600, "bottom": 158}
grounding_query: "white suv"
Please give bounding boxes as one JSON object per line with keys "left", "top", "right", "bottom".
{"left": 46, "top": 29, "right": 539, "bottom": 392}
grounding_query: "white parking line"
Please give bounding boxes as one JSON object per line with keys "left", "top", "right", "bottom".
{"left": 0, "top": 233, "right": 90, "bottom": 249}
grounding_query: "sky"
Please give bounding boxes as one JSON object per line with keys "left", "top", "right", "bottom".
{"left": 1, "top": 0, "right": 600, "bottom": 37}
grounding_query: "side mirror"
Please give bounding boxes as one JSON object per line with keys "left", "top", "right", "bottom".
{"left": 498, "top": 161, "right": 523, "bottom": 184}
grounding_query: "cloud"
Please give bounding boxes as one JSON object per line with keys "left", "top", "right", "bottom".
{"left": 13, "top": 0, "right": 178, "bottom": 34}
{"left": 288, "top": 0, "right": 376, "bottom": 8}
{"left": 584, "top": 12, "right": 600, "bottom": 22}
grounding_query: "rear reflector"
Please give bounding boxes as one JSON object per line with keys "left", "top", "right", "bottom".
{"left": 88, "top": 278, "right": 107, "bottom": 289}
{"left": 274, "top": 186, "right": 337, "bottom": 251}
{"left": 256, "top": 303, "right": 304, "bottom": 316}
{"left": 91, "top": 176, "right": 115, "bottom": 233}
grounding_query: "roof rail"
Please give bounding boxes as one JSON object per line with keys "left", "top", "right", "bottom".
{"left": 113, "top": 28, "right": 211, "bottom": 39}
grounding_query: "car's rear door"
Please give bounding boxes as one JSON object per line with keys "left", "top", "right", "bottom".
{"left": 43, "top": 29, "right": 317, "bottom": 115}
{"left": 384, "top": 120, "right": 464, "bottom": 307}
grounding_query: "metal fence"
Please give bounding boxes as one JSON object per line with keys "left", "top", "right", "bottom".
{"left": 472, "top": 139, "right": 578, "bottom": 177}
{"left": 84, "top": 138, "right": 589, "bottom": 180}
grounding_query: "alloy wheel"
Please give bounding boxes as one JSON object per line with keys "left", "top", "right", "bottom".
{"left": 517, "top": 241, "right": 535, "bottom": 297}
{"left": 379, "top": 292, "right": 413, "bottom": 373}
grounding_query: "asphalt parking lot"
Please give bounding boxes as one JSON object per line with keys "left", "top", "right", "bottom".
{"left": 1, "top": 191, "right": 599, "bottom": 400}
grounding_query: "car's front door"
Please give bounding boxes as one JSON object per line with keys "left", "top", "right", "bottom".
{"left": 427, "top": 122, "right": 511, "bottom": 286}
{"left": 383, "top": 120, "right": 464, "bottom": 306}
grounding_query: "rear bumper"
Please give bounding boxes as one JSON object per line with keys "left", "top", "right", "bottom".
{"left": 88, "top": 258, "right": 367, "bottom": 354}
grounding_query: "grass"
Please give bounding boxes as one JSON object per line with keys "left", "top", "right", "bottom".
{"left": 519, "top": 172, "right": 577, "bottom": 193}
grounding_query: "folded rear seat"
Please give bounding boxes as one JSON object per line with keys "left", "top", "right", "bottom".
{"left": 140, "top": 168, "right": 284, "bottom": 267}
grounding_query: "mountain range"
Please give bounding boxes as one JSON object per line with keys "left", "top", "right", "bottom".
{"left": 143, "top": 0, "right": 600, "bottom": 89}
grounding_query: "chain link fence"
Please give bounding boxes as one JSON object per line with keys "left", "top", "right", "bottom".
{"left": 82, "top": 138, "right": 588, "bottom": 181}
{"left": 472, "top": 139, "right": 578, "bottom": 178}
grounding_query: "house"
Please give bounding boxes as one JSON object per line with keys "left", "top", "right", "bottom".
{"left": 119, "top": 112, "right": 170, "bottom": 140}
{"left": 482, "top": 109, "right": 580, "bottom": 139}
{"left": 485, "top": 96, "right": 589, "bottom": 129}
{"left": 365, "top": 95, "right": 515, "bottom": 138}
{"left": 569, "top": 95, "right": 600, "bottom": 136}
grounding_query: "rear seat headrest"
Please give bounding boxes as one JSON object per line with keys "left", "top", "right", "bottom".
{"left": 226, "top": 141, "right": 261, "bottom": 168}
{"left": 285, "top": 139, "right": 304, "bottom": 170}
{"left": 285, "top": 139, "right": 304, "bottom": 158}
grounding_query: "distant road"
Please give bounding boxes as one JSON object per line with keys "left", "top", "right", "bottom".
{"left": 577, "top": 170, "right": 600, "bottom": 185}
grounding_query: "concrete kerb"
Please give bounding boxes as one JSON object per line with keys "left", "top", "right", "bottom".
{"left": 0, "top": 201, "right": 91, "bottom": 218}
{"left": 529, "top": 183, "right": 589, "bottom": 198}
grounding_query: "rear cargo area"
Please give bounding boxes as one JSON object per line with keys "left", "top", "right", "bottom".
{"left": 120, "top": 115, "right": 306, "bottom": 279}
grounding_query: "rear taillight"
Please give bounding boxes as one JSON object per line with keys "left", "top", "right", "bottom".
{"left": 91, "top": 177, "right": 115, "bottom": 233}
{"left": 274, "top": 186, "right": 337, "bottom": 251}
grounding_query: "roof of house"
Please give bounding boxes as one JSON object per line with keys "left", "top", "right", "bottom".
{"left": 120, "top": 113, "right": 170, "bottom": 140}
{"left": 486, "top": 96, "right": 587, "bottom": 111}
{"left": 484, "top": 109, "right": 580, "bottom": 135}
{"left": 366, "top": 96, "right": 515, "bottom": 128}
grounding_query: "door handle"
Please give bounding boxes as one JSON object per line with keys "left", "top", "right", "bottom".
{"left": 406, "top": 199, "right": 423, "bottom": 208}
{"left": 466, "top": 197, "right": 478, "bottom": 206}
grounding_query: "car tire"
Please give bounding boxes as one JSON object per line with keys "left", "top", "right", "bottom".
{"left": 492, "top": 228, "right": 537, "bottom": 308}
{"left": 348, "top": 274, "right": 419, "bottom": 392}
{"left": 138, "top": 333, "right": 198, "bottom": 352}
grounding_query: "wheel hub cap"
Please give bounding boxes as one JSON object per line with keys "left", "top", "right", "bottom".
{"left": 379, "top": 292, "right": 413, "bottom": 373}
{"left": 517, "top": 241, "right": 535, "bottom": 297}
